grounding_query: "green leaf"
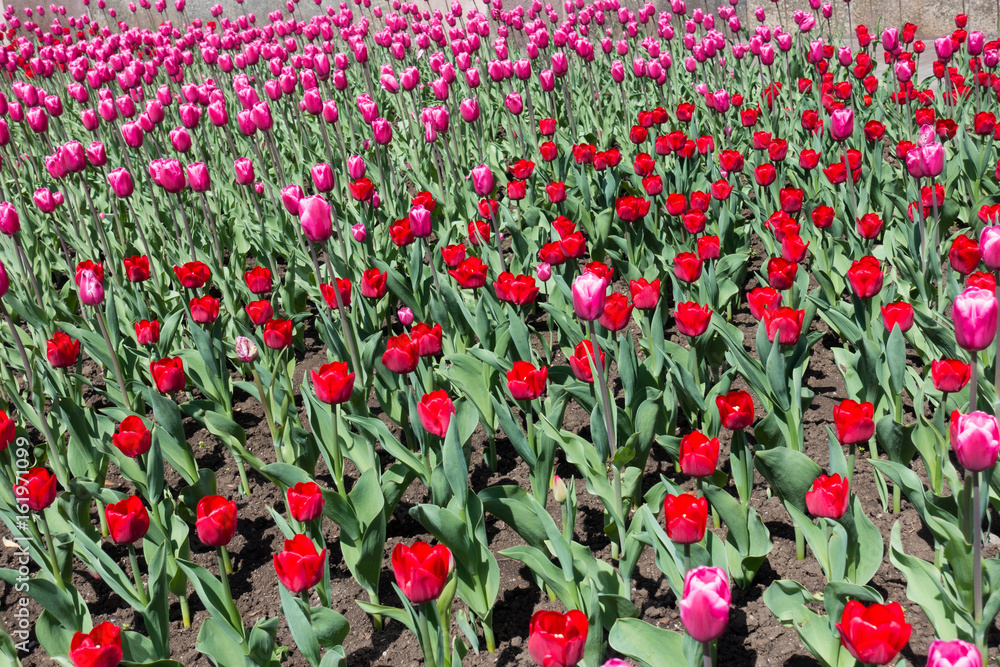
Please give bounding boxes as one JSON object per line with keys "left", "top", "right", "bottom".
{"left": 176, "top": 559, "right": 245, "bottom": 645}
{"left": 754, "top": 448, "right": 821, "bottom": 515}
{"left": 279, "top": 585, "right": 321, "bottom": 667}
{"left": 607, "top": 618, "right": 684, "bottom": 667}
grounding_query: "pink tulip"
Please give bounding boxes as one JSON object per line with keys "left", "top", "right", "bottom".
{"left": 471, "top": 164, "right": 494, "bottom": 196}
{"left": 108, "top": 168, "right": 134, "bottom": 198}
{"left": 906, "top": 143, "right": 945, "bottom": 179}
{"left": 926, "top": 639, "right": 983, "bottom": 667}
{"left": 281, "top": 184, "right": 304, "bottom": 214}
{"left": 980, "top": 226, "right": 1000, "bottom": 271}
{"left": 0, "top": 202, "right": 20, "bottom": 236}
{"left": 459, "top": 97, "right": 480, "bottom": 123}
{"left": 398, "top": 307, "right": 414, "bottom": 326}
{"left": 77, "top": 268, "right": 105, "bottom": 306}
{"left": 187, "top": 163, "right": 210, "bottom": 192}
{"left": 830, "top": 108, "right": 854, "bottom": 142}
{"left": 298, "top": 195, "right": 333, "bottom": 243}
{"left": 953, "top": 286, "right": 998, "bottom": 351}
{"left": 679, "top": 566, "right": 730, "bottom": 643}
{"left": 347, "top": 155, "right": 366, "bottom": 180}
{"left": 372, "top": 118, "right": 393, "bottom": 144}
{"left": 251, "top": 102, "right": 273, "bottom": 131}
{"left": 352, "top": 224, "right": 367, "bottom": 242}
{"left": 86, "top": 142, "right": 107, "bottom": 167}
{"left": 572, "top": 272, "right": 607, "bottom": 321}
{"left": 234, "top": 157, "right": 255, "bottom": 185}
{"left": 311, "top": 163, "right": 334, "bottom": 193}
{"left": 950, "top": 411, "right": 1000, "bottom": 473}
{"left": 409, "top": 205, "right": 432, "bottom": 238}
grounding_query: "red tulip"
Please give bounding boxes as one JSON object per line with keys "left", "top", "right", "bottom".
{"left": 629, "top": 278, "right": 661, "bottom": 310}
{"left": 311, "top": 362, "right": 355, "bottom": 404}
{"left": 360, "top": 268, "right": 388, "bottom": 299}
{"left": 762, "top": 307, "right": 805, "bottom": 345}
{"left": 527, "top": 609, "right": 588, "bottom": 667}
{"left": 195, "top": 495, "right": 237, "bottom": 547}
{"left": 173, "top": 261, "right": 210, "bottom": 288}
{"left": 718, "top": 149, "right": 744, "bottom": 172}
{"left": 0, "top": 410, "right": 14, "bottom": 452}
{"left": 467, "top": 219, "right": 492, "bottom": 246}
{"left": 287, "top": 482, "right": 325, "bottom": 522}
{"left": 833, "top": 399, "right": 875, "bottom": 445}
{"left": 411, "top": 323, "right": 443, "bottom": 358}
{"left": 244, "top": 267, "right": 272, "bottom": 294}
{"left": 546, "top": 181, "right": 567, "bottom": 203}
{"left": 836, "top": 601, "right": 911, "bottom": 666}
{"left": 932, "top": 359, "right": 971, "bottom": 393}
{"left": 507, "top": 361, "right": 548, "bottom": 400}
{"left": 812, "top": 205, "right": 835, "bottom": 229}
{"left": 134, "top": 319, "right": 160, "bottom": 346}
{"left": 112, "top": 416, "right": 151, "bottom": 458}
{"left": 69, "top": 622, "right": 123, "bottom": 667}
{"left": 320, "top": 279, "right": 352, "bottom": 310}
{"left": 856, "top": 213, "right": 884, "bottom": 240}
{"left": 949, "top": 235, "right": 982, "bottom": 275}
{"left": 781, "top": 234, "right": 810, "bottom": 263}
{"left": 754, "top": 163, "right": 777, "bottom": 186}
{"left": 389, "top": 217, "right": 415, "bottom": 247}
{"left": 495, "top": 272, "right": 540, "bottom": 305}
{"left": 766, "top": 257, "right": 798, "bottom": 290}
{"left": 599, "top": 293, "right": 633, "bottom": 332}
{"left": 189, "top": 295, "right": 220, "bottom": 324}
{"left": 679, "top": 430, "right": 720, "bottom": 477}
{"left": 675, "top": 302, "right": 712, "bottom": 337}
{"left": 47, "top": 331, "right": 80, "bottom": 368}
{"left": 440, "top": 244, "right": 467, "bottom": 268}
{"left": 747, "top": 287, "right": 782, "bottom": 320}
{"left": 716, "top": 390, "right": 755, "bottom": 430}
{"left": 382, "top": 334, "right": 419, "bottom": 374}
{"left": 391, "top": 540, "right": 454, "bottom": 603}
{"left": 711, "top": 179, "right": 734, "bottom": 200}
{"left": 779, "top": 187, "right": 804, "bottom": 213}
{"left": 681, "top": 210, "right": 707, "bottom": 235}
{"left": 880, "top": 302, "right": 914, "bottom": 333}
{"left": 674, "top": 252, "right": 703, "bottom": 283}
{"left": 847, "top": 256, "right": 883, "bottom": 299}
{"left": 663, "top": 492, "right": 708, "bottom": 544}
{"left": 417, "top": 390, "right": 455, "bottom": 438}
{"left": 263, "top": 318, "right": 293, "bottom": 350}
{"left": 805, "top": 473, "right": 850, "bottom": 519}
{"left": 14, "top": 467, "right": 57, "bottom": 512}
{"left": 615, "top": 195, "right": 651, "bottom": 222}
{"left": 105, "top": 496, "right": 150, "bottom": 545}
{"left": 245, "top": 300, "right": 273, "bottom": 326}
{"left": 449, "top": 257, "right": 488, "bottom": 289}
{"left": 274, "top": 534, "right": 326, "bottom": 593}
{"left": 568, "top": 340, "right": 605, "bottom": 383}
{"left": 122, "top": 255, "right": 150, "bottom": 282}
{"left": 149, "top": 357, "right": 185, "bottom": 393}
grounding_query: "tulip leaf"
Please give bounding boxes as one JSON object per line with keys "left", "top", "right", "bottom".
{"left": 764, "top": 341, "right": 789, "bottom": 412}
{"left": 478, "top": 485, "right": 548, "bottom": 549}
{"left": 490, "top": 396, "right": 536, "bottom": 468}
{"left": 755, "top": 447, "right": 821, "bottom": 515}
{"left": 0, "top": 570, "right": 88, "bottom": 631}
{"left": 279, "top": 585, "right": 322, "bottom": 667}
{"left": 143, "top": 540, "right": 171, "bottom": 659}
{"left": 194, "top": 617, "right": 251, "bottom": 667}
{"left": 69, "top": 525, "right": 143, "bottom": 612}
{"left": 887, "top": 522, "right": 963, "bottom": 640}
{"left": 607, "top": 617, "right": 684, "bottom": 667}
{"left": 246, "top": 617, "right": 280, "bottom": 666}
{"left": 176, "top": 559, "right": 246, "bottom": 645}
{"left": 875, "top": 416, "right": 915, "bottom": 466}
{"left": 146, "top": 389, "right": 199, "bottom": 485}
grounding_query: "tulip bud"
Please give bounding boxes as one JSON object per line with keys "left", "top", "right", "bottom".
{"left": 551, "top": 475, "right": 567, "bottom": 503}
{"left": 397, "top": 306, "right": 414, "bottom": 326}
{"left": 235, "top": 336, "right": 259, "bottom": 363}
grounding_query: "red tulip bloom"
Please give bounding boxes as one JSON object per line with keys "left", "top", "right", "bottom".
{"left": 633, "top": 153, "right": 655, "bottom": 177}
{"left": 679, "top": 430, "right": 720, "bottom": 477}
{"left": 507, "top": 361, "right": 548, "bottom": 400}
{"left": 847, "top": 256, "right": 883, "bottom": 299}
{"left": 274, "top": 534, "right": 327, "bottom": 593}
{"left": 836, "top": 601, "right": 911, "bottom": 666}
{"left": 440, "top": 244, "right": 467, "bottom": 268}
{"left": 974, "top": 111, "right": 996, "bottom": 136}
{"left": 509, "top": 159, "right": 535, "bottom": 179}
{"left": 195, "top": 495, "right": 237, "bottom": 547}
{"left": 320, "top": 279, "right": 352, "bottom": 310}
{"left": 392, "top": 540, "right": 454, "bottom": 603}
{"left": 122, "top": 255, "right": 150, "bottom": 282}
{"left": 833, "top": 399, "right": 875, "bottom": 444}
{"left": 931, "top": 359, "right": 971, "bottom": 393}
{"left": 880, "top": 302, "right": 914, "bottom": 333}
{"left": 674, "top": 252, "right": 703, "bottom": 283}
{"left": 805, "top": 473, "right": 850, "bottom": 519}
{"left": 287, "top": 482, "right": 325, "bottom": 522}
{"left": 967, "top": 271, "right": 996, "bottom": 291}
{"left": 762, "top": 307, "right": 805, "bottom": 345}
{"left": 69, "top": 622, "right": 123, "bottom": 667}
{"left": 716, "top": 390, "right": 755, "bottom": 430}
{"left": 149, "top": 357, "right": 185, "bottom": 393}
{"left": 410, "top": 323, "right": 443, "bottom": 357}
{"left": 244, "top": 267, "right": 272, "bottom": 294}
{"left": 754, "top": 163, "right": 777, "bottom": 186}
{"left": 681, "top": 210, "right": 707, "bottom": 235}
{"left": 189, "top": 295, "right": 220, "bottom": 324}
{"left": 14, "top": 467, "right": 57, "bottom": 512}
{"left": 812, "top": 205, "right": 835, "bottom": 229}
{"left": 629, "top": 278, "right": 661, "bottom": 311}
{"left": 389, "top": 217, "right": 415, "bottom": 247}
{"left": 663, "top": 493, "right": 708, "bottom": 544}
{"left": 766, "top": 257, "right": 798, "bottom": 291}
{"left": 0, "top": 410, "right": 14, "bottom": 452}
{"left": 360, "top": 269, "right": 388, "bottom": 300}
{"left": 417, "top": 390, "right": 455, "bottom": 437}
{"left": 781, "top": 234, "right": 810, "bottom": 263}
{"left": 348, "top": 177, "right": 374, "bottom": 202}
{"left": 112, "top": 415, "right": 151, "bottom": 458}
{"left": 665, "top": 193, "right": 687, "bottom": 216}
{"left": 467, "top": 219, "right": 492, "bottom": 246}
{"left": 507, "top": 180, "right": 527, "bottom": 200}
{"left": 568, "top": 340, "right": 605, "bottom": 383}
{"left": 311, "top": 362, "right": 355, "bottom": 404}
{"left": 779, "top": 187, "right": 804, "bottom": 214}
{"left": 539, "top": 141, "right": 558, "bottom": 161}
{"left": 864, "top": 120, "right": 886, "bottom": 141}
{"left": 173, "top": 261, "right": 210, "bottom": 288}
{"left": 245, "top": 300, "right": 273, "bottom": 326}
{"left": 263, "top": 318, "right": 293, "bottom": 350}
{"left": 711, "top": 179, "right": 734, "bottom": 200}
{"left": 527, "top": 609, "right": 588, "bottom": 667}
{"left": 539, "top": 242, "right": 567, "bottom": 265}
{"left": 675, "top": 302, "right": 712, "bottom": 337}
{"left": 615, "top": 195, "right": 651, "bottom": 222}
{"left": 856, "top": 213, "right": 883, "bottom": 240}
{"left": 382, "top": 334, "right": 419, "bottom": 374}
{"left": 823, "top": 162, "right": 847, "bottom": 184}
{"left": 747, "top": 287, "right": 782, "bottom": 320}
{"left": 949, "top": 234, "right": 982, "bottom": 275}
{"left": 47, "top": 331, "right": 80, "bottom": 368}
{"left": 599, "top": 293, "right": 633, "bottom": 332}
{"left": 546, "top": 181, "right": 567, "bottom": 203}
{"left": 134, "top": 319, "right": 160, "bottom": 346}
{"left": 449, "top": 257, "right": 488, "bottom": 289}
{"left": 718, "top": 149, "right": 744, "bottom": 173}
{"left": 495, "top": 272, "right": 540, "bottom": 305}
{"left": 105, "top": 496, "right": 150, "bottom": 545}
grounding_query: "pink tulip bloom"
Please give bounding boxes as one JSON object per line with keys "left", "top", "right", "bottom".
{"left": 679, "top": 566, "right": 730, "bottom": 643}
{"left": 950, "top": 411, "right": 1000, "bottom": 473}
{"left": 953, "top": 286, "right": 998, "bottom": 351}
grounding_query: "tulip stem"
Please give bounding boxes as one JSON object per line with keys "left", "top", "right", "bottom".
{"left": 973, "top": 471, "right": 983, "bottom": 635}
{"left": 417, "top": 602, "right": 438, "bottom": 667}
{"left": 795, "top": 526, "right": 805, "bottom": 561}
{"left": 703, "top": 641, "right": 714, "bottom": 667}
{"left": 252, "top": 368, "right": 281, "bottom": 463}
{"left": 96, "top": 306, "right": 132, "bottom": 408}
{"left": 38, "top": 513, "right": 64, "bottom": 591}
{"left": 970, "top": 355, "right": 978, "bottom": 412}
{"left": 129, "top": 543, "right": 149, "bottom": 607}
{"left": 331, "top": 404, "right": 347, "bottom": 500}
{"left": 0, "top": 300, "right": 33, "bottom": 395}
{"left": 220, "top": 545, "right": 234, "bottom": 575}
{"left": 683, "top": 543, "right": 691, "bottom": 574}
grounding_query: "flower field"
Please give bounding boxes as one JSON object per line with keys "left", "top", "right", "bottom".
{"left": 0, "top": 0, "right": 998, "bottom": 665}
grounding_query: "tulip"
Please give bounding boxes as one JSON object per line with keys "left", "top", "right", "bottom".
{"left": 950, "top": 410, "right": 1000, "bottom": 473}
{"left": 245, "top": 301, "right": 273, "bottom": 327}
{"left": 274, "top": 534, "right": 326, "bottom": 593}
{"left": 833, "top": 399, "right": 875, "bottom": 445}
{"left": 69, "top": 623, "right": 123, "bottom": 667}
{"left": 361, "top": 269, "right": 388, "bottom": 299}
{"left": 0, "top": 202, "right": 19, "bottom": 236}
{"left": 449, "top": 257, "right": 488, "bottom": 289}
{"left": 280, "top": 184, "right": 304, "bottom": 215}
{"left": 286, "top": 482, "right": 325, "bottom": 522}
{"left": 805, "top": 473, "right": 850, "bottom": 519}
{"left": 762, "top": 307, "right": 804, "bottom": 345}
{"left": 382, "top": 334, "right": 419, "bottom": 374}
{"left": 108, "top": 168, "right": 135, "bottom": 198}
{"left": 195, "top": 495, "right": 237, "bottom": 547}
{"left": 112, "top": 416, "right": 151, "bottom": 458}
{"left": 572, "top": 272, "right": 607, "bottom": 321}
{"left": 298, "top": 195, "right": 333, "bottom": 244}
{"left": 663, "top": 493, "right": 708, "bottom": 544}
{"left": 599, "top": 293, "right": 633, "bottom": 332}
{"left": 105, "top": 496, "right": 150, "bottom": 545}
{"left": 234, "top": 157, "right": 255, "bottom": 185}
{"left": 926, "top": 639, "right": 983, "bottom": 667}
{"left": 76, "top": 268, "right": 104, "bottom": 306}
{"left": 411, "top": 324, "right": 443, "bottom": 358}
{"left": 568, "top": 340, "right": 605, "bottom": 383}
{"left": 932, "top": 359, "right": 971, "bottom": 393}
{"left": 836, "top": 601, "right": 911, "bottom": 666}
{"left": 679, "top": 430, "right": 719, "bottom": 477}
{"left": 47, "top": 331, "right": 80, "bottom": 368}
{"left": 507, "top": 362, "right": 548, "bottom": 401}
{"left": 189, "top": 296, "right": 220, "bottom": 324}
{"left": 716, "top": 391, "right": 755, "bottom": 430}
{"left": 187, "top": 163, "right": 210, "bottom": 192}
{"left": 847, "top": 256, "right": 883, "bottom": 299}
{"left": 879, "top": 303, "right": 914, "bottom": 334}
{"left": 980, "top": 226, "right": 1000, "bottom": 270}
{"left": 949, "top": 235, "right": 982, "bottom": 275}
{"left": 311, "top": 362, "right": 354, "bottom": 404}
{"left": 767, "top": 257, "right": 798, "bottom": 291}
{"left": 674, "top": 252, "right": 703, "bottom": 283}
{"left": 830, "top": 108, "right": 854, "bottom": 141}
{"left": 263, "top": 319, "right": 293, "bottom": 350}
{"left": 953, "top": 287, "right": 998, "bottom": 352}
{"left": 149, "top": 357, "right": 185, "bottom": 393}
{"left": 14, "top": 467, "right": 57, "bottom": 511}
{"left": 675, "top": 302, "right": 712, "bottom": 337}
{"left": 679, "top": 566, "right": 730, "bottom": 643}
{"left": 471, "top": 164, "right": 494, "bottom": 196}
{"left": 527, "top": 609, "right": 588, "bottom": 667}
{"left": 392, "top": 540, "right": 454, "bottom": 604}
{"left": 417, "top": 390, "right": 455, "bottom": 437}
{"left": 234, "top": 337, "right": 259, "bottom": 364}
{"left": 629, "top": 279, "right": 661, "bottom": 310}
{"left": 0, "top": 411, "right": 13, "bottom": 452}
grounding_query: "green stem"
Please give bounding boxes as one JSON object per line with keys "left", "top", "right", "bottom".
{"left": 39, "top": 513, "right": 65, "bottom": 590}
{"left": 973, "top": 471, "right": 983, "bottom": 637}
{"left": 252, "top": 368, "right": 281, "bottom": 463}
{"left": 683, "top": 542, "right": 691, "bottom": 574}
{"left": 795, "top": 525, "right": 805, "bottom": 561}
{"left": 417, "top": 602, "right": 438, "bottom": 667}
{"left": 95, "top": 307, "right": 132, "bottom": 407}
{"left": 129, "top": 544, "right": 149, "bottom": 606}
{"left": 331, "top": 404, "right": 347, "bottom": 499}
{"left": 703, "top": 641, "right": 714, "bottom": 667}
{"left": 220, "top": 544, "right": 234, "bottom": 575}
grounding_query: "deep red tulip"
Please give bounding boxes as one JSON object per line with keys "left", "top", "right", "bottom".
{"left": 320, "top": 279, "right": 353, "bottom": 310}
{"left": 173, "top": 261, "right": 210, "bottom": 288}
{"left": 263, "top": 318, "right": 293, "bottom": 349}
{"left": 674, "top": 252, "right": 703, "bottom": 283}
{"left": 274, "top": 534, "right": 326, "bottom": 593}
{"left": 747, "top": 287, "right": 782, "bottom": 320}
{"left": 149, "top": 357, "right": 185, "bottom": 393}
{"left": 833, "top": 399, "right": 876, "bottom": 444}
{"left": 287, "top": 482, "right": 325, "bottom": 522}
{"left": 507, "top": 361, "right": 548, "bottom": 401}
{"left": 391, "top": 540, "right": 455, "bottom": 604}
{"left": 14, "top": 467, "right": 57, "bottom": 512}
{"left": 629, "top": 278, "right": 661, "bottom": 311}
{"left": 122, "top": 255, "right": 150, "bottom": 282}
{"left": 69, "top": 622, "right": 123, "bottom": 667}
{"left": 112, "top": 416, "right": 151, "bottom": 458}
{"left": 527, "top": 609, "right": 588, "bottom": 667}
{"left": 311, "top": 362, "right": 355, "bottom": 404}
{"left": 449, "top": 257, "right": 488, "bottom": 289}
{"left": 932, "top": 359, "right": 971, "bottom": 392}
{"left": 836, "top": 601, "right": 911, "bottom": 666}
{"left": 663, "top": 493, "right": 708, "bottom": 544}
{"left": 881, "top": 302, "right": 914, "bottom": 333}
{"left": 856, "top": 213, "right": 883, "bottom": 239}
{"left": 0, "top": 410, "right": 14, "bottom": 452}
{"left": 360, "top": 268, "right": 388, "bottom": 299}
{"left": 766, "top": 257, "right": 798, "bottom": 290}
{"left": 679, "top": 430, "right": 720, "bottom": 477}
{"left": 245, "top": 300, "right": 273, "bottom": 326}
{"left": 754, "top": 163, "right": 777, "bottom": 186}
{"left": 781, "top": 234, "right": 810, "bottom": 263}
{"left": 440, "top": 244, "right": 467, "bottom": 268}
{"left": 244, "top": 266, "right": 272, "bottom": 294}
{"left": 568, "top": 340, "right": 604, "bottom": 383}
{"left": 417, "top": 390, "right": 455, "bottom": 437}
{"left": 716, "top": 391, "right": 755, "bottom": 430}
{"left": 599, "top": 293, "right": 633, "bottom": 332}
{"left": 195, "top": 495, "right": 237, "bottom": 547}
{"left": 47, "top": 331, "right": 80, "bottom": 368}
{"left": 949, "top": 235, "right": 982, "bottom": 275}
{"left": 847, "top": 256, "right": 883, "bottom": 299}
{"left": 495, "top": 272, "right": 540, "bottom": 305}
{"left": 675, "top": 302, "right": 712, "bottom": 337}
{"left": 805, "top": 473, "right": 850, "bottom": 519}
{"left": 189, "top": 295, "right": 220, "bottom": 324}
{"left": 382, "top": 334, "right": 419, "bottom": 374}
{"left": 762, "top": 307, "right": 805, "bottom": 345}
{"left": 105, "top": 496, "right": 150, "bottom": 545}
{"left": 812, "top": 205, "right": 836, "bottom": 229}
